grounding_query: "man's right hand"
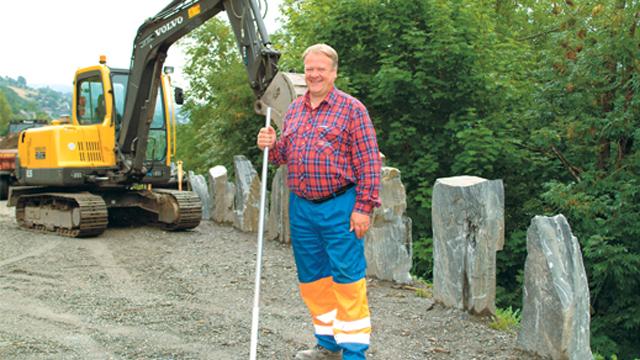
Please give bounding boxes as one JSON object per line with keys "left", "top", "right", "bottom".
{"left": 257, "top": 126, "right": 277, "bottom": 150}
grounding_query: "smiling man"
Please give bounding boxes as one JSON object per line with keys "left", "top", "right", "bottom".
{"left": 257, "top": 43, "right": 381, "bottom": 360}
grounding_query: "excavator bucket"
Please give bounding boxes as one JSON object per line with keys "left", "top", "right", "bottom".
{"left": 255, "top": 72, "right": 306, "bottom": 130}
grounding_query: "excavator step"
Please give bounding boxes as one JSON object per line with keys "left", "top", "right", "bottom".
{"left": 15, "top": 192, "right": 108, "bottom": 238}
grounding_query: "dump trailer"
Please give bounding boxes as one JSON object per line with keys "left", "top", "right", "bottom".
{"left": 9, "top": 0, "right": 304, "bottom": 237}
{"left": 0, "top": 120, "right": 49, "bottom": 200}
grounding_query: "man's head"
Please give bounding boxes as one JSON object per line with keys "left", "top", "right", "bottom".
{"left": 302, "top": 44, "right": 338, "bottom": 102}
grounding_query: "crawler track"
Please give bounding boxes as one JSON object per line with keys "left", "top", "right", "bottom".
{"left": 152, "top": 189, "right": 202, "bottom": 231}
{"left": 15, "top": 192, "right": 108, "bottom": 238}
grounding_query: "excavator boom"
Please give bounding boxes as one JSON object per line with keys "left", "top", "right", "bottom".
{"left": 119, "top": 0, "right": 279, "bottom": 178}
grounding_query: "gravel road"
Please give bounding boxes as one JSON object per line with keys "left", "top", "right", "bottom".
{"left": 0, "top": 201, "right": 537, "bottom": 359}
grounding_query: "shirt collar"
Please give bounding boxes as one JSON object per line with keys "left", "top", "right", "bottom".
{"left": 304, "top": 86, "right": 337, "bottom": 109}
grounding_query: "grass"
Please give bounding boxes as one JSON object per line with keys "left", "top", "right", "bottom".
{"left": 411, "top": 276, "right": 433, "bottom": 298}
{"left": 489, "top": 306, "right": 521, "bottom": 333}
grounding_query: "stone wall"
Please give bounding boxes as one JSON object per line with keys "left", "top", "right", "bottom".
{"left": 191, "top": 158, "right": 413, "bottom": 284}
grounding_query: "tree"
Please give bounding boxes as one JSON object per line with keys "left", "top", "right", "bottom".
{"left": 0, "top": 90, "right": 11, "bottom": 136}
{"left": 16, "top": 76, "right": 27, "bottom": 88}
{"left": 275, "top": 0, "right": 536, "bottom": 282}
{"left": 176, "top": 18, "right": 264, "bottom": 176}
{"left": 274, "top": 1, "right": 640, "bottom": 356}
{"left": 178, "top": 1, "right": 640, "bottom": 356}
{"left": 515, "top": 1, "right": 640, "bottom": 356}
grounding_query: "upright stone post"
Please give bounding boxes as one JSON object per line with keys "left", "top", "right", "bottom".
{"left": 266, "top": 167, "right": 291, "bottom": 243}
{"left": 187, "top": 171, "right": 211, "bottom": 220}
{"left": 517, "top": 215, "right": 592, "bottom": 360}
{"left": 432, "top": 175, "right": 504, "bottom": 315}
{"left": 208, "top": 165, "right": 235, "bottom": 224}
{"left": 365, "top": 167, "right": 412, "bottom": 284}
{"left": 233, "top": 155, "right": 263, "bottom": 232}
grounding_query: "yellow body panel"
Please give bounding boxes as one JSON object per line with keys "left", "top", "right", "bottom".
{"left": 19, "top": 65, "right": 116, "bottom": 169}
{"left": 17, "top": 124, "right": 116, "bottom": 169}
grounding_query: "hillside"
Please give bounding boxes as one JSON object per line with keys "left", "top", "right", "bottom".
{"left": 0, "top": 75, "right": 71, "bottom": 120}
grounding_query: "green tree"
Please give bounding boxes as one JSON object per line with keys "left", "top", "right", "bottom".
{"left": 0, "top": 90, "right": 11, "bottom": 136}
{"left": 275, "top": 0, "right": 640, "bottom": 356}
{"left": 515, "top": 1, "right": 640, "bottom": 356}
{"left": 178, "top": 1, "right": 640, "bottom": 356}
{"left": 275, "top": 0, "right": 536, "bottom": 283}
{"left": 176, "top": 18, "right": 264, "bottom": 175}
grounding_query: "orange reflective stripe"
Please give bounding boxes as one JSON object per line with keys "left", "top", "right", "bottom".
{"left": 299, "top": 276, "right": 337, "bottom": 322}
{"left": 333, "top": 278, "right": 370, "bottom": 321}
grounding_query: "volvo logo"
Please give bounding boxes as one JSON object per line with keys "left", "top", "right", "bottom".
{"left": 155, "top": 16, "right": 183, "bottom": 37}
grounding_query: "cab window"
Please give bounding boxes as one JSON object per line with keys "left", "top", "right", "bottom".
{"left": 77, "top": 75, "right": 105, "bottom": 125}
{"left": 147, "top": 87, "right": 167, "bottom": 161}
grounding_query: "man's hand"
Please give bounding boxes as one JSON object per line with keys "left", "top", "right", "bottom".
{"left": 350, "top": 211, "right": 371, "bottom": 239}
{"left": 257, "top": 126, "right": 276, "bottom": 150}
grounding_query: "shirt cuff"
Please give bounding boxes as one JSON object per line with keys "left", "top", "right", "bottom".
{"left": 354, "top": 201, "right": 373, "bottom": 215}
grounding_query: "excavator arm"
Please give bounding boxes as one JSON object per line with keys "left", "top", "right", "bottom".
{"left": 118, "top": 0, "right": 280, "bottom": 179}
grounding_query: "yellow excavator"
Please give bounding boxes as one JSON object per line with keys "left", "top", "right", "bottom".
{"left": 8, "top": 0, "right": 305, "bottom": 237}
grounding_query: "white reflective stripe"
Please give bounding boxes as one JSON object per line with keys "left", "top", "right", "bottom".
{"left": 314, "top": 324, "right": 334, "bottom": 335}
{"left": 333, "top": 317, "right": 371, "bottom": 332}
{"left": 315, "top": 309, "right": 337, "bottom": 324}
{"left": 335, "top": 333, "right": 370, "bottom": 345}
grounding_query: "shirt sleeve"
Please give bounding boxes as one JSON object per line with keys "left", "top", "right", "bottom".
{"left": 349, "top": 104, "right": 381, "bottom": 215}
{"left": 268, "top": 111, "right": 290, "bottom": 165}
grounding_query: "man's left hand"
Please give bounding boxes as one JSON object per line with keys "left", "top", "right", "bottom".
{"left": 350, "top": 211, "right": 371, "bottom": 239}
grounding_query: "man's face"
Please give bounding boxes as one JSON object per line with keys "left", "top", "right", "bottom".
{"left": 304, "top": 52, "right": 337, "bottom": 100}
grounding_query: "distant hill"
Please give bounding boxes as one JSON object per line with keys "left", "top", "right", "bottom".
{"left": 0, "top": 75, "right": 71, "bottom": 120}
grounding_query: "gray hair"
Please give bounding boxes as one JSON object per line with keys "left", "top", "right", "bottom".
{"left": 302, "top": 43, "right": 339, "bottom": 69}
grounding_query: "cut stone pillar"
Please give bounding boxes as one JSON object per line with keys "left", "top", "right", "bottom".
{"left": 187, "top": 171, "right": 210, "bottom": 220}
{"left": 517, "top": 215, "right": 592, "bottom": 360}
{"left": 208, "top": 165, "right": 235, "bottom": 224}
{"left": 365, "top": 167, "right": 412, "bottom": 284}
{"left": 432, "top": 175, "right": 504, "bottom": 315}
{"left": 266, "top": 167, "right": 290, "bottom": 243}
{"left": 233, "top": 155, "right": 264, "bottom": 232}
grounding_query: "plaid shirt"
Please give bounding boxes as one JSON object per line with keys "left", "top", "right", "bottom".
{"left": 269, "top": 87, "right": 381, "bottom": 214}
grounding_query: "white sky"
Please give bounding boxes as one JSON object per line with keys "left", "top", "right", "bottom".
{"left": 0, "top": 0, "right": 283, "bottom": 89}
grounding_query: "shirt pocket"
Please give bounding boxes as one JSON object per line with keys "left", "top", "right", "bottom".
{"left": 313, "top": 125, "right": 343, "bottom": 156}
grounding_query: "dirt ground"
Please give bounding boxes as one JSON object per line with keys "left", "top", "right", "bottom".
{"left": 0, "top": 201, "right": 538, "bottom": 359}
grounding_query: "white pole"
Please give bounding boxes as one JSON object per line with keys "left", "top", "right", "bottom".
{"left": 250, "top": 107, "right": 271, "bottom": 360}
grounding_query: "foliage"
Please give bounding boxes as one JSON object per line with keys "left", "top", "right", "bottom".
{"left": 179, "top": 0, "right": 640, "bottom": 357}
{"left": 276, "top": 0, "right": 539, "bottom": 299}
{"left": 489, "top": 306, "right": 521, "bottom": 333}
{"left": 411, "top": 276, "right": 433, "bottom": 298}
{"left": 515, "top": 1, "right": 640, "bottom": 356}
{"left": 273, "top": 0, "right": 640, "bottom": 357}
{"left": 0, "top": 90, "right": 11, "bottom": 136}
{"left": 176, "top": 18, "right": 264, "bottom": 176}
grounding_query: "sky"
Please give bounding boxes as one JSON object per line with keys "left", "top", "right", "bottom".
{"left": 0, "top": 0, "right": 283, "bottom": 90}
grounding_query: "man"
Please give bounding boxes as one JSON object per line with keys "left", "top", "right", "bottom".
{"left": 257, "top": 44, "right": 381, "bottom": 360}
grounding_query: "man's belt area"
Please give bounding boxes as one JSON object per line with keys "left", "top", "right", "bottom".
{"left": 309, "top": 183, "right": 355, "bottom": 204}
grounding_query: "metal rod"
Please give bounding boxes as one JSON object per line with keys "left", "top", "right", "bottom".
{"left": 250, "top": 106, "right": 271, "bottom": 360}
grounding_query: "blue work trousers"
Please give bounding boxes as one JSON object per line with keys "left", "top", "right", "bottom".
{"left": 290, "top": 187, "right": 370, "bottom": 360}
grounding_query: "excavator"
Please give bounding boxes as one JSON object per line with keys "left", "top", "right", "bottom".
{"left": 7, "top": 0, "right": 305, "bottom": 237}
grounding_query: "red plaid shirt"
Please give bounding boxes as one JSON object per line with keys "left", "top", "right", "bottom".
{"left": 269, "top": 87, "right": 381, "bottom": 214}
